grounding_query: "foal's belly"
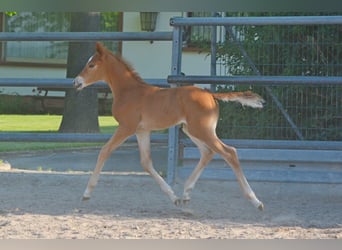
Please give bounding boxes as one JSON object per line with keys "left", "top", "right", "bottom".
{"left": 138, "top": 114, "right": 185, "bottom": 131}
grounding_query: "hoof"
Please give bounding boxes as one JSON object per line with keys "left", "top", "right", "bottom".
{"left": 174, "top": 198, "right": 191, "bottom": 207}
{"left": 174, "top": 198, "right": 182, "bottom": 207}
{"left": 182, "top": 199, "right": 190, "bottom": 205}
{"left": 258, "top": 202, "right": 264, "bottom": 211}
{"left": 82, "top": 196, "right": 90, "bottom": 201}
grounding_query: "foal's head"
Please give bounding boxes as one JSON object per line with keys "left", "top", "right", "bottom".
{"left": 73, "top": 42, "right": 109, "bottom": 90}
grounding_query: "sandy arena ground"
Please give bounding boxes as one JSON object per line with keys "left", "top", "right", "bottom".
{"left": 0, "top": 148, "right": 341, "bottom": 239}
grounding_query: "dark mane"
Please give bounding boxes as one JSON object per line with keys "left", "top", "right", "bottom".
{"left": 116, "top": 56, "right": 145, "bottom": 83}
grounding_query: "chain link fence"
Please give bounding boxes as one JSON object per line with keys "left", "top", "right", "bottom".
{"left": 211, "top": 14, "right": 342, "bottom": 141}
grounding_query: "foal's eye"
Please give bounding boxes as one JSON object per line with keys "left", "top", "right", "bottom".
{"left": 88, "top": 63, "right": 95, "bottom": 68}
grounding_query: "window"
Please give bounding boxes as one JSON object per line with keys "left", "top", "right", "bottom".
{"left": 183, "top": 12, "right": 212, "bottom": 50}
{"left": 0, "top": 12, "right": 122, "bottom": 66}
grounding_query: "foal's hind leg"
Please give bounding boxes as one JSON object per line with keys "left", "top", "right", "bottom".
{"left": 136, "top": 131, "right": 181, "bottom": 205}
{"left": 182, "top": 126, "right": 214, "bottom": 204}
{"left": 205, "top": 136, "right": 264, "bottom": 210}
{"left": 82, "top": 126, "right": 132, "bottom": 200}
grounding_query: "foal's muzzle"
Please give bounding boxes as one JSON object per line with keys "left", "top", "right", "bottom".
{"left": 73, "top": 76, "right": 84, "bottom": 91}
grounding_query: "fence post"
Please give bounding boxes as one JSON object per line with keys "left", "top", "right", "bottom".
{"left": 167, "top": 25, "right": 183, "bottom": 185}
{"left": 210, "top": 12, "right": 218, "bottom": 92}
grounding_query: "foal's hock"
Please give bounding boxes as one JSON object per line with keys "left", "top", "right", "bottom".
{"left": 74, "top": 42, "right": 265, "bottom": 211}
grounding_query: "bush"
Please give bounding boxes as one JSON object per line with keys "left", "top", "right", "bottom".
{"left": 215, "top": 85, "right": 342, "bottom": 141}
{"left": 215, "top": 85, "right": 279, "bottom": 139}
{"left": 0, "top": 95, "right": 37, "bottom": 114}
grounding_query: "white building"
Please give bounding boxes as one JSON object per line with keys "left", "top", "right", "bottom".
{"left": 0, "top": 12, "right": 212, "bottom": 97}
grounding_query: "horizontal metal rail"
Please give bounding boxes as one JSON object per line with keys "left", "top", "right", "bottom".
{"left": 0, "top": 133, "right": 168, "bottom": 143}
{"left": 3, "top": 133, "right": 341, "bottom": 150}
{"left": 181, "top": 138, "right": 342, "bottom": 151}
{"left": 0, "top": 32, "right": 173, "bottom": 41}
{"left": 0, "top": 78, "right": 169, "bottom": 89}
{"left": 167, "top": 75, "right": 342, "bottom": 86}
{"left": 178, "top": 167, "right": 342, "bottom": 184}
{"left": 4, "top": 76, "right": 341, "bottom": 89}
{"left": 170, "top": 16, "right": 342, "bottom": 26}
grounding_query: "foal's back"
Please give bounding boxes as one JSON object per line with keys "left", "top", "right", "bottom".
{"left": 138, "top": 85, "right": 217, "bottom": 131}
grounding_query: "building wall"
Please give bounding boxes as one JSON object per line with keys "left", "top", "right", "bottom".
{"left": 0, "top": 12, "right": 212, "bottom": 96}
{"left": 122, "top": 12, "right": 211, "bottom": 78}
{"left": 0, "top": 65, "right": 66, "bottom": 96}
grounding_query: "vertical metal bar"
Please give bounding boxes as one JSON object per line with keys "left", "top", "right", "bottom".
{"left": 167, "top": 26, "right": 182, "bottom": 185}
{"left": 210, "top": 12, "right": 218, "bottom": 92}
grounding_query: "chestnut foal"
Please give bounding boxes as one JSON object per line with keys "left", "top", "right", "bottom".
{"left": 74, "top": 42, "right": 264, "bottom": 210}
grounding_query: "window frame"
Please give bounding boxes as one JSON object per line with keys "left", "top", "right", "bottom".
{"left": 182, "top": 12, "right": 212, "bottom": 52}
{"left": 0, "top": 12, "right": 123, "bottom": 68}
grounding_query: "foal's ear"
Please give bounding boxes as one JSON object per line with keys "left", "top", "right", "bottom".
{"left": 95, "top": 42, "right": 106, "bottom": 57}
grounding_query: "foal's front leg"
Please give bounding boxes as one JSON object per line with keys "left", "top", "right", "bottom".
{"left": 136, "top": 131, "right": 181, "bottom": 205}
{"left": 82, "top": 127, "right": 132, "bottom": 201}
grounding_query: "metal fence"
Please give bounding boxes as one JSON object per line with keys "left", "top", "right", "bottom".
{"left": 167, "top": 15, "right": 342, "bottom": 184}
{"left": 0, "top": 31, "right": 172, "bottom": 143}
{"left": 216, "top": 20, "right": 342, "bottom": 141}
{"left": 1, "top": 17, "right": 342, "bottom": 185}
{"left": 169, "top": 15, "right": 342, "bottom": 142}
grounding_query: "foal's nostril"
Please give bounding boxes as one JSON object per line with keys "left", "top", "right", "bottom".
{"left": 73, "top": 80, "right": 82, "bottom": 91}
{"left": 73, "top": 77, "right": 84, "bottom": 90}
{"left": 73, "top": 80, "right": 78, "bottom": 89}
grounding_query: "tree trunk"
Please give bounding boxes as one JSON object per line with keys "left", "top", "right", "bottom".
{"left": 59, "top": 12, "right": 100, "bottom": 133}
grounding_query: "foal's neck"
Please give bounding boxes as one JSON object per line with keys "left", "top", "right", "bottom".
{"left": 106, "top": 54, "right": 146, "bottom": 92}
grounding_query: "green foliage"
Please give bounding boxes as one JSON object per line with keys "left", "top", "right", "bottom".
{"left": 100, "top": 12, "right": 121, "bottom": 52}
{"left": 5, "top": 12, "right": 120, "bottom": 33}
{"left": 215, "top": 85, "right": 292, "bottom": 140}
{"left": 216, "top": 84, "right": 342, "bottom": 141}
{"left": 5, "top": 12, "right": 16, "bottom": 16}
{"left": 3, "top": 12, "right": 121, "bottom": 62}
{"left": 215, "top": 12, "right": 342, "bottom": 141}
{"left": 0, "top": 95, "right": 36, "bottom": 114}
{"left": 100, "top": 12, "right": 121, "bottom": 31}
{"left": 219, "top": 12, "right": 342, "bottom": 77}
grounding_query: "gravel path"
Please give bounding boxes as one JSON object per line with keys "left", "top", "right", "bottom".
{"left": 0, "top": 167, "right": 341, "bottom": 239}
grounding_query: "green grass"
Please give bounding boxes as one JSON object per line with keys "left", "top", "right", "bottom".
{"left": 0, "top": 114, "right": 118, "bottom": 133}
{"left": 0, "top": 141, "right": 106, "bottom": 152}
{"left": 0, "top": 114, "right": 118, "bottom": 152}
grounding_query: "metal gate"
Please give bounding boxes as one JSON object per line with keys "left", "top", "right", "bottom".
{"left": 166, "top": 15, "right": 342, "bottom": 184}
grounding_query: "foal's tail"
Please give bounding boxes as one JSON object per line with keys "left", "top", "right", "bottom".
{"left": 212, "top": 91, "right": 265, "bottom": 108}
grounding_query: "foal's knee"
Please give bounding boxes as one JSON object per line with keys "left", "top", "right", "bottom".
{"left": 222, "top": 145, "right": 241, "bottom": 168}
{"left": 228, "top": 146, "right": 238, "bottom": 159}
{"left": 98, "top": 146, "right": 111, "bottom": 161}
{"left": 203, "top": 148, "right": 215, "bottom": 158}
